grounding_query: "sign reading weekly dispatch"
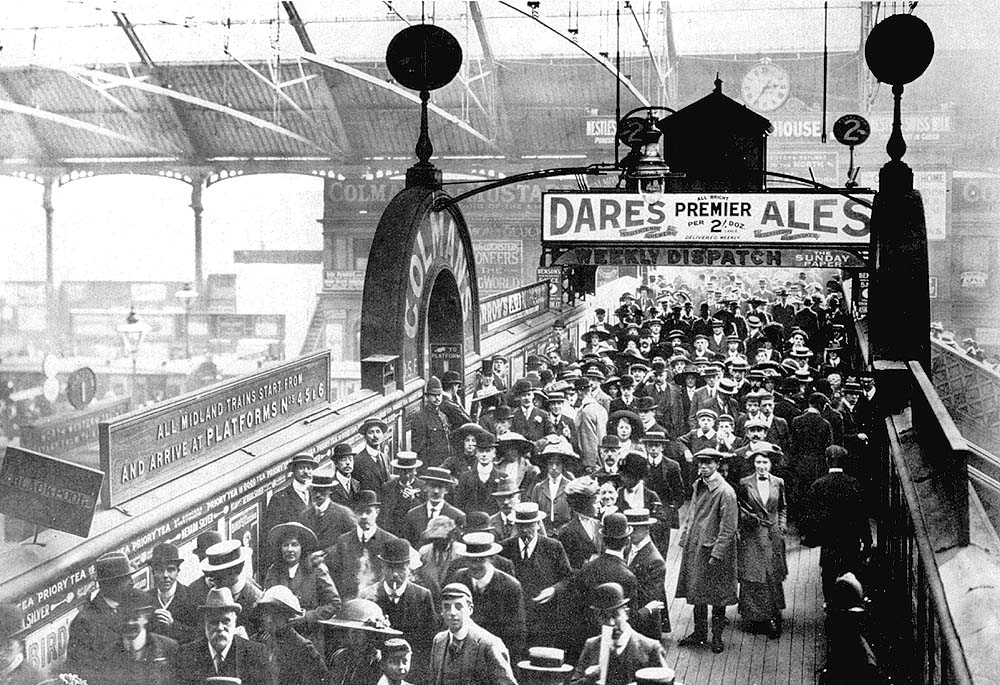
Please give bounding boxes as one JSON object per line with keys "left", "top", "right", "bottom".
{"left": 542, "top": 191, "right": 872, "bottom": 244}
{"left": 100, "top": 351, "right": 331, "bottom": 507}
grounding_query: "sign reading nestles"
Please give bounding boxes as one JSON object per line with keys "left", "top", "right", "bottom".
{"left": 542, "top": 192, "right": 872, "bottom": 243}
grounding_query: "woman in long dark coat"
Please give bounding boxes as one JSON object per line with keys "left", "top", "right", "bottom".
{"left": 736, "top": 449, "right": 788, "bottom": 638}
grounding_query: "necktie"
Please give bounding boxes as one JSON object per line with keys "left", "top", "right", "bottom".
{"left": 214, "top": 653, "right": 223, "bottom": 674}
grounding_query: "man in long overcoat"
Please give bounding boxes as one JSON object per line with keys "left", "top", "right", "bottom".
{"left": 675, "top": 448, "right": 738, "bottom": 654}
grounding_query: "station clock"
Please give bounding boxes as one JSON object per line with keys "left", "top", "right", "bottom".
{"left": 740, "top": 61, "right": 790, "bottom": 112}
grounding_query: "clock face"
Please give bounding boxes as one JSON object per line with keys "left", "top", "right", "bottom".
{"left": 741, "top": 63, "right": 790, "bottom": 112}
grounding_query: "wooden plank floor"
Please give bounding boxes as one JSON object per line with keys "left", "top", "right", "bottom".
{"left": 659, "top": 529, "right": 826, "bottom": 685}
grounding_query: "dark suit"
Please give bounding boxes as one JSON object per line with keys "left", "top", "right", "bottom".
{"left": 254, "top": 626, "right": 328, "bottom": 685}
{"left": 453, "top": 466, "right": 501, "bottom": 516}
{"left": 801, "top": 470, "right": 872, "bottom": 600}
{"left": 328, "top": 476, "right": 361, "bottom": 509}
{"left": 429, "top": 622, "right": 517, "bottom": 685}
{"left": 360, "top": 580, "right": 437, "bottom": 684}
{"left": 628, "top": 540, "right": 669, "bottom": 637}
{"left": 354, "top": 446, "right": 391, "bottom": 496}
{"left": 499, "top": 534, "right": 573, "bottom": 648}
{"left": 297, "top": 501, "right": 357, "bottom": 551}
{"left": 565, "top": 553, "right": 638, "bottom": 659}
{"left": 453, "top": 568, "right": 527, "bottom": 660}
{"left": 174, "top": 636, "right": 276, "bottom": 685}
{"left": 764, "top": 415, "right": 791, "bottom": 452}
{"left": 511, "top": 406, "right": 553, "bottom": 442}
{"left": 380, "top": 476, "right": 426, "bottom": 540}
{"left": 404, "top": 500, "right": 467, "bottom": 547}
{"left": 410, "top": 404, "right": 452, "bottom": 467}
{"left": 570, "top": 628, "right": 666, "bottom": 685}
{"left": 66, "top": 594, "right": 125, "bottom": 683}
{"left": 147, "top": 581, "right": 200, "bottom": 643}
{"left": 555, "top": 514, "right": 601, "bottom": 572}
{"left": 263, "top": 485, "right": 310, "bottom": 541}
{"left": 646, "top": 382, "right": 685, "bottom": 439}
{"left": 101, "top": 631, "right": 178, "bottom": 685}
{"left": 327, "top": 527, "right": 400, "bottom": 599}
{"left": 790, "top": 410, "right": 833, "bottom": 509}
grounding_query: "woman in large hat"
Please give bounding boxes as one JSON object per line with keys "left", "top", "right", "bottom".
{"left": 496, "top": 431, "right": 541, "bottom": 495}
{"left": 263, "top": 521, "right": 340, "bottom": 654}
{"left": 322, "top": 598, "right": 402, "bottom": 685}
{"left": 527, "top": 435, "right": 580, "bottom": 528}
{"left": 442, "top": 422, "right": 482, "bottom": 479}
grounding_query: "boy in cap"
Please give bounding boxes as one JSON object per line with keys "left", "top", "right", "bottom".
{"left": 676, "top": 449, "right": 739, "bottom": 654}
{"left": 173, "top": 588, "right": 274, "bottom": 685}
{"left": 410, "top": 376, "right": 452, "bottom": 467}
{"left": 380, "top": 638, "right": 415, "bottom": 685}
{"left": 430, "top": 583, "right": 518, "bottom": 685}
{"left": 677, "top": 409, "right": 718, "bottom": 488}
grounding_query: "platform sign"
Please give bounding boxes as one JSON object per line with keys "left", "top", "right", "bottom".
{"left": 0, "top": 446, "right": 104, "bottom": 537}
{"left": 100, "top": 351, "right": 330, "bottom": 507}
{"left": 542, "top": 192, "right": 872, "bottom": 244}
{"left": 833, "top": 114, "right": 871, "bottom": 146}
{"left": 66, "top": 367, "right": 98, "bottom": 410}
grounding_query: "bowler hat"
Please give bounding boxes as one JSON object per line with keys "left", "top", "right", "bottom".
{"left": 331, "top": 442, "right": 354, "bottom": 460}
{"left": 600, "top": 512, "right": 633, "bottom": 539}
{"left": 589, "top": 582, "right": 630, "bottom": 611}
{"left": 441, "top": 370, "right": 463, "bottom": 386}
{"left": 492, "top": 405, "right": 515, "bottom": 422}
{"left": 199, "top": 587, "right": 242, "bottom": 614}
{"left": 634, "top": 396, "right": 658, "bottom": 412}
{"left": 512, "top": 502, "right": 546, "bottom": 524}
{"left": 390, "top": 451, "right": 422, "bottom": 470}
{"left": 288, "top": 452, "right": 318, "bottom": 468}
{"left": 195, "top": 531, "right": 223, "bottom": 560}
{"left": 422, "top": 466, "right": 457, "bottom": 485}
{"left": 460, "top": 532, "right": 503, "bottom": 558}
{"left": 96, "top": 552, "right": 133, "bottom": 582}
{"left": 150, "top": 543, "right": 182, "bottom": 567}
{"left": 358, "top": 416, "right": 388, "bottom": 435}
{"left": 425, "top": 376, "right": 443, "bottom": 395}
{"left": 511, "top": 378, "right": 534, "bottom": 395}
{"left": 377, "top": 537, "right": 414, "bottom": 565}
{"left": 599, "top": 435, "right": 621, "bottom": 450}
{"left": 352, "top": 490, "right": 381, "bottom": 511}
{"left": 620, "top": 451, "right": 649, "bottom": 479}
{"left": 201, "top": 540, "right": 249, "bottom": 574}
{"left": 623, "top": 508, "right": 657, "bottom": 527}
{"left": 464, "top": 511, "right": 492, "bottom": 533}
{"left": 267, "top": 521, "right": 319, "bottom": 552}
{"left": 518, "top": 646, "right": 573, "bottom": 674}
{"left": 256, "top": 585, "right": 304, "bottom": 618}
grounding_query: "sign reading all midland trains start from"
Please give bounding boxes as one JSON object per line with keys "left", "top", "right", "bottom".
{"left": 542, "top": 191, "right": 872, "bottom": 243}
{"left": 100, "top": 351, "right": 330, "bottom": 507}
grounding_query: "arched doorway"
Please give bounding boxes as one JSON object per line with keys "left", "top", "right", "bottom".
{"left": 426, "top": 268, "right": 464, "bottom": 380}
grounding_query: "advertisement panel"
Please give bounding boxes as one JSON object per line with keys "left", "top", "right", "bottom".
{"left": 551, "top": 246, "right": 865, "bottom": 269}
{"left": 543, "top": 192, "right": 871, "bottom": 244}
{"left": 19, "top": 397, "right": 131, "bottom": 455}
{"left": 479, "top": 283, "right": 550, "bottom": 335}
{"left": 474, "top": 240, "right": 523, "bottom": 293}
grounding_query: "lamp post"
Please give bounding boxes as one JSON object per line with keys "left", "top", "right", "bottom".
{"left": 174, "top": 283, "right": 198, "bottom": 358}
{"left": 117, "top": 308, "right": 151, "bottom": 404}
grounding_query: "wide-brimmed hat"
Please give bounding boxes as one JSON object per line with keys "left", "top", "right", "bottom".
{"left": 589, "top": 582, "right": 630, "bottom": 611}
{"left": 422, "top": 515, "right": 457, "bottom": 540}
{"left": 288, "top": 452, "right": 318, "bottom": 468}
{"left": 623, "top": 508, "right": 657, "bottom": 527}
{"left": 442, "top": 370, "right": 463, "bottom": 386}
{"left": 267, "top": 522, "right": 318, "bottom": 552}
{"left": 518, "top": 647, "right": 574, "bottom": 674}
{"left": 201, "top": 540, "right": 250, "bottom": 574}
{"left": 492, "top": 405, "right": 515, "bottom": 422}
{"left": 490, "top": 475, "right": 522, "bottom": 497}
{"left": 358, "top": 416, "right": 388, "bottom": 435}
{"left": 534, "top": 435, "right": 580, "bottom": 468}
{"left": 377, "top": 537, "right": 414, "bottom": 565}
{"left": 390, "top": 451, "right": 423, "bottom": 470}
{"left": 497, "top": 432, "right": 534, "bottom": 457}
{"left": 320, "top": 598, "right": 401, "bottom": 635}
{"left": 256, "top": 585, "right": 304, "bottom": 618}
{"left": 512, "top": 502, "right": 546, "bottom": 524}
{"left": 149, "top": 542, "right": 182, "bottom": 567}
{"left": 600, "top": 512, "right": 632, "bottom": 539}
{"left": 565, "top": 476, "right": 599, "bottom": 499}
{"left": 199, "top": 587, "right": 242, "bottom": 614}
{"left": 352, "top": 490, "right": 382, "bottom": 511}
{"left": 95, "top": 552, "right": 133, "bottom": 582}
{"left": 673, "top": 364, "right": 701, "bottom": 385}
{"left": 422, "top": 466, "right": 457, "bottom": 486}
{"left": 460, "top": 532, "right": 502, "bottom": 558}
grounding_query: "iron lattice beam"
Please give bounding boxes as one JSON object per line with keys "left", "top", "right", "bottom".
{"left": 469, "top": 1, "right": 515, "bottom": 156}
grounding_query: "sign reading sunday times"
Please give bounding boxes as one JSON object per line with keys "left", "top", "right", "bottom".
{"left": 542, "top": 191, "right": 872, "bottom": 244}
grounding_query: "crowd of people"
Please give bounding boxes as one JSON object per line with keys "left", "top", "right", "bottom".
{"left": 0, "top": 272, "right": 885, "bottom": 685}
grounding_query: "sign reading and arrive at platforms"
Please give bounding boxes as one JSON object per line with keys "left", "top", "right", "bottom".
{"left": 0, "top": 447, "right": 103, "bottom": 537}
{"left": 542, "top": 191, "right": 872, "bottom": 243}
{"left": 100, "top": 352, "right": 331, "bottom": 507}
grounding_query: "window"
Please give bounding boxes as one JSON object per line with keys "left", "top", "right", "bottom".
{"left": 353, "top": 237, "right": 373, "bottom": 271}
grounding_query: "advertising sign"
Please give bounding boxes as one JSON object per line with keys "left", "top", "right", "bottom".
{"left": 542, "top": 192, "right": 872, "bottom": 243}
{"left": 100, "top": 352, "right": 330, "bottom": 507}
{"left": 0, "top": 447, "right": 104, "bottom": 537}
{"left": 536, "top": 267, "right": 564, "bottom": 310}
{"left": 474, "top": 240, "right": 523, "bottom": 293}
{"left": 20, "top": 397, "right": 131, "bottom": 456}
{"left": 323, "top": 270, "right": 366, "bottom": 290}
{"left": 479, "top": 283, "right": 550, "bottom": 335}
{"left": 551, "top": 245, "right": 865, "bottom": 269}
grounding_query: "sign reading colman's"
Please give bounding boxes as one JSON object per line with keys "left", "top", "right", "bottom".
{"left": 542, "top": 191, "right": 872, "bottom": 243}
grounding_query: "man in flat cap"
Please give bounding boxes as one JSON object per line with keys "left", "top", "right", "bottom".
{"left": 411, "top": 376, "right": 452, "bottom": 468}
{"left": 675, "top": 449, "right": 738, "bottom": 654}
{"left": 430, "top": 582, "right": 517, "bottom": 685}
{"left": 174, "top": 588, "right": 275, "bottom": 685}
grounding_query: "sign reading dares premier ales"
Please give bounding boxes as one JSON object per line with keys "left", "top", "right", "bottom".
{"left": 100, "top": 351, "right": 331, "bottom": 507}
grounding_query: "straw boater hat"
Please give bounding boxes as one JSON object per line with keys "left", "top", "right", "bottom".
{"left": 518, "top": 647, "right": 574, "bottom": 674}
{"left": 623, "top": 508, "right": 657, "bottom": 527}
{"left": 267, "top": 521, "right": 318, "bottom": 553}
{"left": 460, "top": 531, "right": 503, "bottom": 558}
{"left": 390, "top": 450, "right": 422, "bottom": 470}
{"left": 357, "top": 416, "right": 388, "bottom": 435}
{"left": 201, "top": 540, "right": 250, "bottom": 574}
{"left": 511, "top": 501, "right": 546, "bottom": 524}
{"left": 421, "top": 466, "right": 457, "bottom": 486}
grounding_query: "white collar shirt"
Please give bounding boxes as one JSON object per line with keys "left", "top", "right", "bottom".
{"left": 472, "top": 564, "right": 495, "bottom": 591}
{"left": 291, "top": 479, "right": 310, "bottom": 505}
{"left": 518, "top": 535, "right": 539, "bottom": 559}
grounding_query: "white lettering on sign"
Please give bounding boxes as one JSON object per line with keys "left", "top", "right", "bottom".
{"left": 542, "top": 192, "right": 871, "bottom": 243}
{"left": 403, "top": 210, "right": 473, "bottom": 340}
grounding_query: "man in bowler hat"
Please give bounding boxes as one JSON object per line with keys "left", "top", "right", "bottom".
{"left": 147, "top": 542, "right": 200, "bottom": 643}
{"left": 327, "top": 490, "right": 401, "bottom": 599}
{"left": 328, "top": 442, "right": 361, "bottom": 508}
{"left": 296, "top": 462, "right": 357, "bottom": 552}
{"left": 174, "top": 588, "right": 275, "bottom": 685}
{"left": 67, "top": 551, "right": 137, "bottom": 682}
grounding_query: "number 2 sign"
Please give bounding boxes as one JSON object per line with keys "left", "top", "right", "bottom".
{"left": 833, "top": 114, "right": 871, "bottom": 146}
